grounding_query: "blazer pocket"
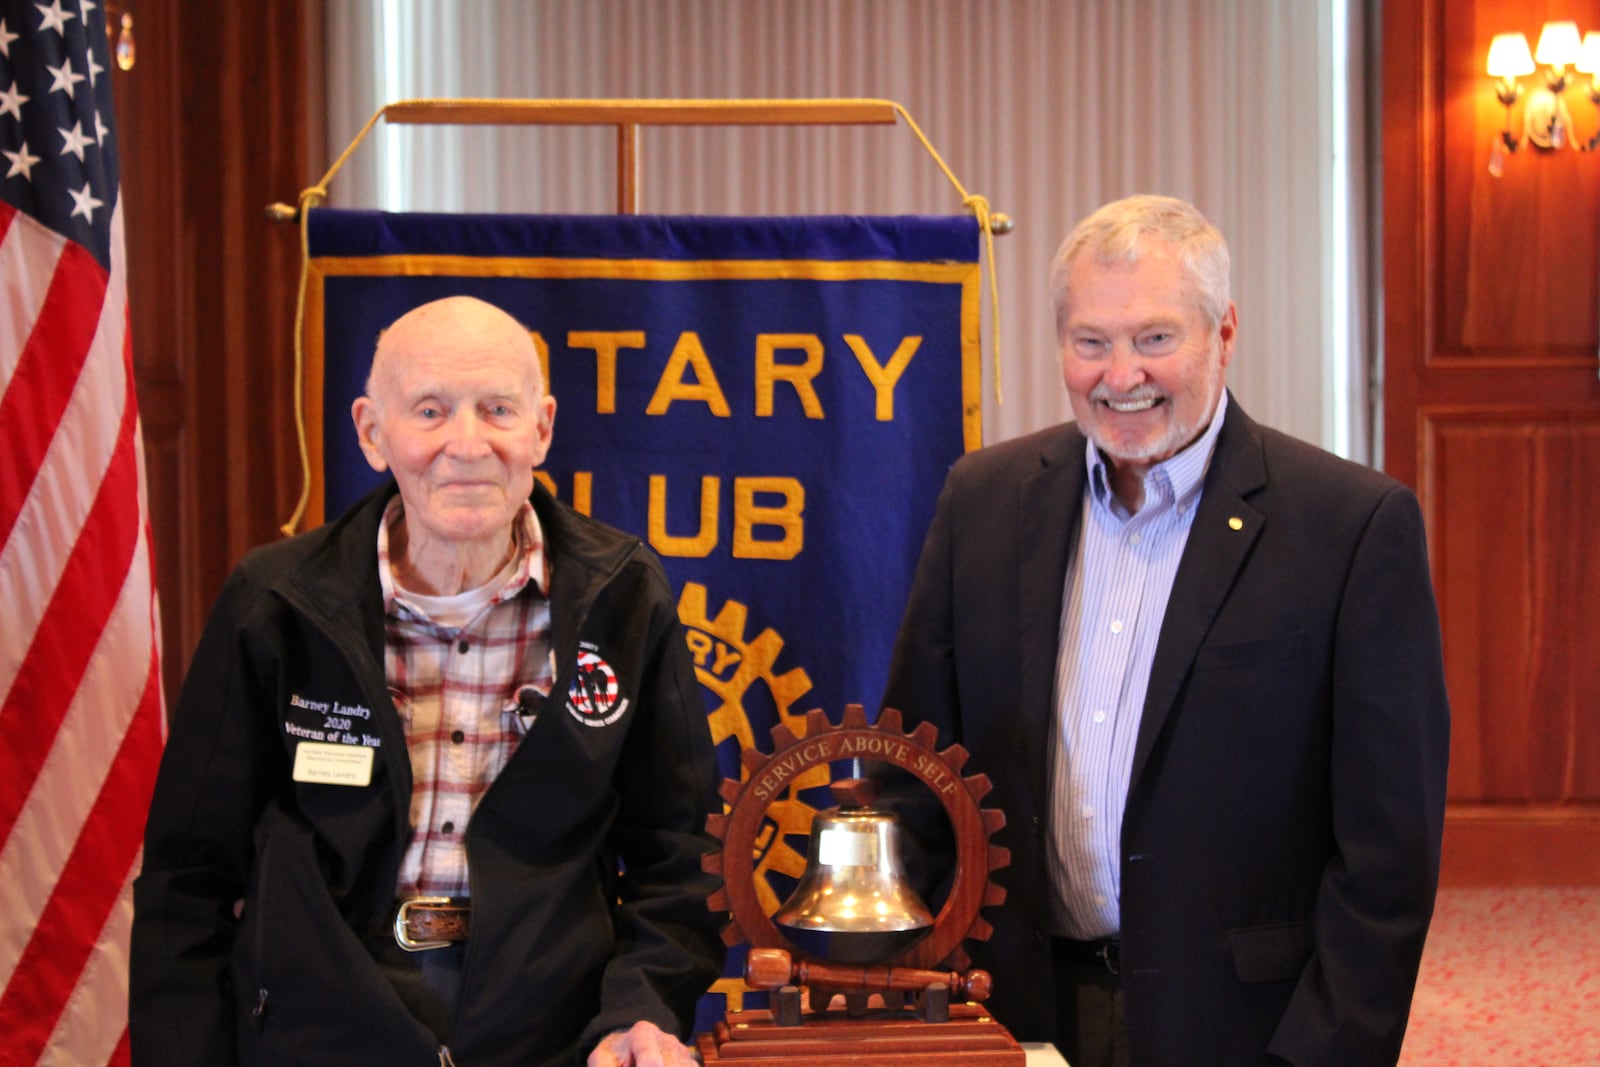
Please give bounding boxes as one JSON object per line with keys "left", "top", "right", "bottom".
{"left": 1228, "top": 920, "right": 1315, "bottom": 984}
{"left": 1194, "top": 630, "right": 1306, "bottom": 670}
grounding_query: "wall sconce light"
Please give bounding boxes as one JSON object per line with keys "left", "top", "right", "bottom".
{"left": 1487, "top": 20, "right": 1600, "bottom": 175}
{"left": 103, "top": 2, "right": 136, "bottom": 71}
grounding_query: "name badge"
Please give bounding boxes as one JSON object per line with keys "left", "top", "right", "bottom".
{"left": 292, "top": 740, "right": 375, "bottom": 787}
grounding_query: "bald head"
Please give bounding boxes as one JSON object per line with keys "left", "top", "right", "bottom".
{"left": 351, "top": 296, "right": 557, "bottom": 580}
{"left": 367, "top": 295, "right": 547, "bottom": 405}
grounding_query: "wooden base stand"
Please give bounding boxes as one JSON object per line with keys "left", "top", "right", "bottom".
{"left": 697, "top": 1002, "right": 1025, "bottom": 1065}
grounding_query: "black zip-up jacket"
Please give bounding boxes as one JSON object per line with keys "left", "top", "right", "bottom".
{"left": 131, "top": 481, "right": 723, "bottom": 1066}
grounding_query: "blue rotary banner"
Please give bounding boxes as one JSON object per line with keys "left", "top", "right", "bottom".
{"left": 303, "top": 209, "right": 980, "bottom": 1008}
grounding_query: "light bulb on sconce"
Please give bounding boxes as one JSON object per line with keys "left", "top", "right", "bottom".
{"left": 1488, "top": 32, "right": 1535, "bottom": 154}
{"left": 1577, "top": 32, "right": 1600, "bottom": 121}
{"left": 1487, "top": 20, "right": 1600, "bottom": 176}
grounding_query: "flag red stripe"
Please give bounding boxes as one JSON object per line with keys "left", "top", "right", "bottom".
{"left": 0, "top": 239, "right": 107, "bottom": 550}
{"left": 0, "top": 201, "right": 14, "bottom": 246}
{"left": 0, "top": 643, "right": 162, "bottom": 1060}
{"left": 0, "top": 340, "right": 137, "bottom": 845}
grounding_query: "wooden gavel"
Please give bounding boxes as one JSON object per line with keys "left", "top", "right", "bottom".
{"left": 745, "top": 947, "right": 993, "bottom": 1002}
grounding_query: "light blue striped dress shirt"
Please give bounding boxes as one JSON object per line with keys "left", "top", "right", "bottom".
{"left": 1046, "top": 391, "right": 1229, "bottom": 939}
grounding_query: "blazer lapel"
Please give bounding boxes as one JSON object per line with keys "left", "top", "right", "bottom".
{"left": 1130, "top": 401, "right": 1268, "bottom": 789}
{"left": 1017, "top": 426, "right": 1086, "bottom": 818}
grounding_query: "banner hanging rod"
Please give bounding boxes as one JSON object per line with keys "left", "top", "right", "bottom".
{"left": 265, "top": 96, "right": 1012, "bottom": 229}
{"left": 383, "top": 97, "right": 900, "bottom": 126}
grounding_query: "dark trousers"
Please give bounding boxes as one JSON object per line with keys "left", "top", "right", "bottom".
{"left": 1052, "top": 939, "right": 1130, "bottom": 1067}
{"left": 368, "top": 933, "right": 467, "bottom": 1042}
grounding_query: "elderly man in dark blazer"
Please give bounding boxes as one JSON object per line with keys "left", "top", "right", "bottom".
{"left": 883, "top": 195, "right": 1450, "bottom": 1067}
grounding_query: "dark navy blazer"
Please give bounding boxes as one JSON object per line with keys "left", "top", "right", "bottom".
{"left": 883, "top": 397, "right": 1450, "bottom": 1066}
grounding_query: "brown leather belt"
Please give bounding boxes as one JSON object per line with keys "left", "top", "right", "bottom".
{"left": 393, "top": 896, "right": 471, "bottom": 951}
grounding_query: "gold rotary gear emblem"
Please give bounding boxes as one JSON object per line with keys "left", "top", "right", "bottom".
{"left": 678, "top": 582, "right": 822, "bottom": 916}
{"left": 679, "top": 583, "right": 814, "bottom": 759}
{"left": 703, "top": 703, "right": 1010, "bottom": 972}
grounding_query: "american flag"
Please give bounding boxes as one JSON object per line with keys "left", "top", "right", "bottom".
{"left": 0, "top": 1, "right": 164, "bottom": 1064}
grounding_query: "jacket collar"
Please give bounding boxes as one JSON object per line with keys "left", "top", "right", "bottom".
{"left": 275, "top": 479, "right": 639, "bottom": 634}
{"left": 1130, "top": 394, "right": 1268, "bottom": 788}
{"left": 1016, "top": 424, "right": 1090, "bottom": 819}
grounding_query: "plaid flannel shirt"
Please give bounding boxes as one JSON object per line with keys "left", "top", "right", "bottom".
{"left": 377, "top": 497, "right": 555, "bottom": 899}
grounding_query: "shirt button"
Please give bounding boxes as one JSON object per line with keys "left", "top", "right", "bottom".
{"left": 1092, "top": 710, "right": 1107, "bottom": 724}
{"left": 450, "top": 729, "right": 465, "bottom": 744}
{"left": 457, "top": 639, "right": 470, "bottom": 654}
{"left": 1129, "top": 533, "right": 1142, "bottom": 546}
{"left": 441, "top": 821, "right": 455, "bottom": 834}
{"left": 1081, "top": 805, "right": 1094, "bottom": 819}
{"left": 1094, "top": 893, "right": 1108, "bottom": 907}
{"left": 1109, "top": 620, "right": 1124, "bottom": 634}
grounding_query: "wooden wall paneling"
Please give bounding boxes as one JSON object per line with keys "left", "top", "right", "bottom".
{"left": 119, "top": 0, "right": 325, "bottom": 701}
{"left": 1385, "top": 0, "right": 1600, "bottom": 884}
{"left": 1443, "top": 2, "right": 1600, "bottom": 354}
{"left": 112, "top": 0, "right": 187, "bottom": 707}
{"left": 1442, "top": 805, "right": 1600, "bottom": 884}
{"left": 1423, "top": 411, "right": 1600, "bottom": 801}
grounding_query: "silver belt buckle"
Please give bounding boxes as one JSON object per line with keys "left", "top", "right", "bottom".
{"left": 1096, "top": 941, "right": 1122, "bottom": 976}
{"left": 393, "top": 895, "right": 454, "bottom": 952}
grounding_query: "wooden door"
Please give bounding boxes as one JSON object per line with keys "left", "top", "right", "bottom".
{"left": 1384, "top": 0, "right": 1600, "bottom": 884}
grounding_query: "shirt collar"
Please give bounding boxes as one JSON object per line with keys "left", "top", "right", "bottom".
{"left": 376, "top": 495, "right": 550, "bottom": 615}
{"left": 1084, "top": 388, "right": 1229, "bottom": 515}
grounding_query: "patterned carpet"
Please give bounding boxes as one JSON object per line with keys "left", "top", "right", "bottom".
{"left": 1401, "top": 887, "right": 1600, "bottom": 1065}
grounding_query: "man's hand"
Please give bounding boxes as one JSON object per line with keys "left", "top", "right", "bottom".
{"left": 587, "top": 1020, "right": 700, "bottom": 1067}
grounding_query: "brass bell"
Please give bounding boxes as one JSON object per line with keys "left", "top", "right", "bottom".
{"left": 773, "top": 779, "right": 933, "bottom": 963}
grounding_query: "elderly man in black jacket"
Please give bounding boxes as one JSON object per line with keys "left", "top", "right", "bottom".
{"left": 132, "top": 296, "right": 721, "bottom": 1067}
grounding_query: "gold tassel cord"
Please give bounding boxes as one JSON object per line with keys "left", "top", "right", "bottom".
{"left": 277, "top": 103, "right": 376, "bottom": 536}
{"left": 279, "top": 183, "right": 326, "bottom": 536}
{"left": 308, "top": 101, "right": 389, "bottom": 202}
{"left": 278, "top": 98, "right": 1006, "bottom": 535}
{"left": 889, "top": 102, "right": 1004, "bottom": 409}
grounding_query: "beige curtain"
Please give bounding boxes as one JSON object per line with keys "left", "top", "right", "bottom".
{"left": 324, "top": 0, "right": 1370, "bottom": 458}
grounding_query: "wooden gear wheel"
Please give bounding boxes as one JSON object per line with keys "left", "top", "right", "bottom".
{"left": 703, "top": 703, "right": 1010, "bottom": 971}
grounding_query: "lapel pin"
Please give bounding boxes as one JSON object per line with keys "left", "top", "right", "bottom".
{"left": 1228, "top": 517, "right": 1244, "bottom": 531}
